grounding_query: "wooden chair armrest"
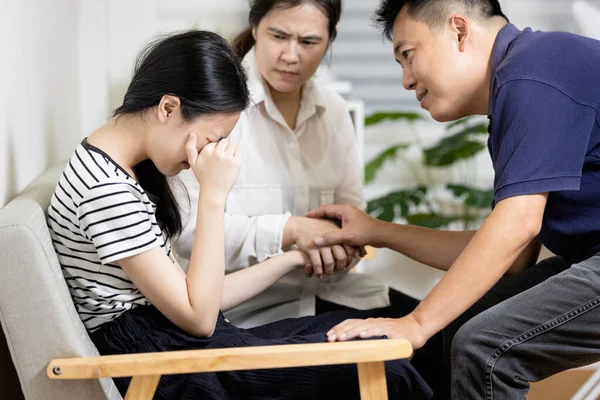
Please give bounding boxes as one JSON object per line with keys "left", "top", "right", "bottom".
{"left": 48, "top": 338, "right": 412, "bottom": 380}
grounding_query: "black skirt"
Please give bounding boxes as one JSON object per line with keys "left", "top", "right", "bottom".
{"left": 90, "top": 306, "right": 433, "bottom": 400}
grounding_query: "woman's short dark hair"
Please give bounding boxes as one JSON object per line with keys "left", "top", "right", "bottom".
{"left": 232, "top": 0, "right": 342, "bottom": 59}
{"left": 373, "top": 0, "right": 508, "bottom": 40}
{"left": 113, "top": 30, "right": 250, "bottom": 240}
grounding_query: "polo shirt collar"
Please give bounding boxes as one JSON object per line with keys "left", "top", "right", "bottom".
{"left": 488, "top": 23, "right": 522, "bottom": 116}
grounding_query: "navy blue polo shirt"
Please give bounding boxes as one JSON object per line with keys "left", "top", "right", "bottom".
{"left": 488, "top": 24, "right": 600, "bottom": 265}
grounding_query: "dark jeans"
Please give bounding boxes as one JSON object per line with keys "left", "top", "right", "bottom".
{"left": 448, "top": 253, "right": 600, "bottom": 399}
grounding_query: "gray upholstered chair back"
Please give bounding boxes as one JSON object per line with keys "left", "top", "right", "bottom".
{"left": 0, "top": 165, "right": 121, "bottom": 400}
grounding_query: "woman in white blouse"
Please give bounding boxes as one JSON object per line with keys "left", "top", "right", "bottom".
{"left": 174, "top": 0, "right": 419, "bottom": 328}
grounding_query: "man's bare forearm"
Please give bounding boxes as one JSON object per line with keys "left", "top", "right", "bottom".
{"left": 372, "top": 220, "right": 541, "bottom": 273}
{"left": 411, "top": 194, "right": 547, "bottom": 339}
{"left": 372, "top": 222, "right": 476, "bottom": 271}
{"left": 506, "top": 237, "right": 542, "bottom": 274}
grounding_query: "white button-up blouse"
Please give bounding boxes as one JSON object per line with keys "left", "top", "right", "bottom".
{"left": 174, "top": 48, "right": 390, "bottom": 328}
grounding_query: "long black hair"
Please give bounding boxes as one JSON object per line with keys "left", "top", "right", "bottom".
{"left": 232, "top": 0, "right": 342, "bottom": 59}
{"left": 113, "top": 30, "right": 250, "bottom": 240}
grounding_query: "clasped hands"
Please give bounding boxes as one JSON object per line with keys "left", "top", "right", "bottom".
{"left": 301, "top": 204, "right": 430, "bottom": 350}
{"left": 290, "top": 215, "right": 366, "bottom": 279}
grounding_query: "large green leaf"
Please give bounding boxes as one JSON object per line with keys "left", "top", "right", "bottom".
{"left": 445, "top": 117, "right": 471, "bottom": 130}
{"left": 367, "top": 186, "right": 428, "bottom": 222}
{"left": 375, "top": 204, "right": 396, "bottom": 222}
{"left": 436, "top": 124, "right": 489, "bottom": 147}
{"left": 453, "top": 122, "right": 489, "bottom": 136}
{"left": 445, "top": 116, "right": 480, "bottom": 131}
{"left": 365, "top": 112, "right": 425, "bottom": 127}
{"left": 423, "top": 140, "right": 485, "bottom": 166}
{"left": 405, "top": 213, "right": 459, "bottom": 228}
{"left": 423, "top": 121, "right": 489, "bottom": 167}
{"left": 364, "top": 144, "right": 409, "bottom": 183}
{"left": 447, "top": 184, "right": 494, "bottom": 209}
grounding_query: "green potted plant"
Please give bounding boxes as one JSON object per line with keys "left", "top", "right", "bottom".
{"left": 364, "top": 112, "right": 494, "bottom": 230}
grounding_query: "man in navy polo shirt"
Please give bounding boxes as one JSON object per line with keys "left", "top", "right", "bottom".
{"left": 306, "top": 0, "right": 600, "bottom": 398}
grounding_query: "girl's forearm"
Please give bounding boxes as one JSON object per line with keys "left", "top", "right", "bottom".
{"left": 221, "top": 250, "right": 306, "bottom": 311}
{"left": 186, "top": 193, "right": 227, "bottom": 333}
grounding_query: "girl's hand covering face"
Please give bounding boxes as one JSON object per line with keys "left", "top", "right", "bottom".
{"left": 186, "top": 132, "right": 242, "bottom": 203}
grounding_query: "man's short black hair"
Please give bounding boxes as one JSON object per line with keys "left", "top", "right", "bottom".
{"left": 373, "top": 0, "right": 508, "bottom": 40}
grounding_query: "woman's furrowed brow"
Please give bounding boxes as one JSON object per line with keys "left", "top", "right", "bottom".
{"left": 267, "top": 27, "right": 323, "bottom": 41}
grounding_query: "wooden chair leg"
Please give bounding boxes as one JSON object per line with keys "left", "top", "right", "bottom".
{"left": 124, "top": 375, "right": 161, "bottom": 400}
{"left": 357, "top": 361, "right": 388, "bottom": 400}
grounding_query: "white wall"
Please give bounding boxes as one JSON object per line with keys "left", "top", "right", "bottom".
{"left": 0, "top": 0, "right": 82, "bottom": 208}
{"left": 0, "top": 0, "right": 250, "bottom": 209}
{"left": 78, "top": 0, "right": 158, "bottom": 136}
{"left": 78, "top": 0, "right": 249, "bottom": 139}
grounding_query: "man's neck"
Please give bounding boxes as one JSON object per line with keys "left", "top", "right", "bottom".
{"left": 473, "top": 19, "right": 510, "bottom": 115}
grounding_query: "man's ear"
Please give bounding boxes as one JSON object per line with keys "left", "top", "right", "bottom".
{"left": 157, "top": 95, "right": 181, "bottom": 123}
{"left": 449, "top": 14, "right": 471, "bottom": 52}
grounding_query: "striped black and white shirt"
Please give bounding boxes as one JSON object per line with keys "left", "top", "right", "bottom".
{"left": 48, "top": 139, "right": 173, "bottom": 332}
